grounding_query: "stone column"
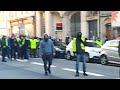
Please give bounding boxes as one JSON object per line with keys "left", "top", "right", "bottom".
{"left": 35, "top": 11, "right": 42, "bottom": 37}
{"left": 45, "top": 11, "right": 53, "bottom": 36}
{"left": 81, "top": 11, "right": 89, "bottom": 39}
{"left": 62, "top": 15, "right": 71, "bottom": 42}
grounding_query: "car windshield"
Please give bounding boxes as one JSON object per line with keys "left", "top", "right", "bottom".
{"left": 86, "top": 42, "right": 101, "bottom": 48}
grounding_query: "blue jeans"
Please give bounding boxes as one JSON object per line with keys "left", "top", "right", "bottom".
{"left": 76, "top": 53, "right": 86, "bottom": 73}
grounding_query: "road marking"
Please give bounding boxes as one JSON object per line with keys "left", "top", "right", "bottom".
{"left": 115, "top": 78, "right": 120, "bottom": 79}
{"left": 61, "top": 68, "right": 105, "bottom": 77}
{"left": 30, "top": 62, "right": 57, "bottom": 67}
{"left": 16, "top": 59, "right": 28, "bottom": 62}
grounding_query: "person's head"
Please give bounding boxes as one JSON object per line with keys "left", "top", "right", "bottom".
{"left": 105, "top": 36, "right": 107, "bottom": 38}
{"left": 21, "top": 35, "right": 24, "bottom": 39}
{"left": 77, "top": 32, "right": 82, "bottom": 39}
{"left": 44, "top": 33, "right": 49, "bottom": 42}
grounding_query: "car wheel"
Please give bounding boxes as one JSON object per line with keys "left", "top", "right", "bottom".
{"left": 85, "top": 53, "right": 90, "bottom": 63}
{"left": 101, "top": 55, "right": 108, "bottom": 65}
{"left": 66, "top": 52, "right": 71, "bottom": 60}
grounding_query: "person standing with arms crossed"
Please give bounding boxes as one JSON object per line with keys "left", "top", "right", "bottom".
{"left": 40, "top": 33, "right": 55, "bottom": 75}
{"left": 72, "top": 32, "right": 88, "bottom": 77}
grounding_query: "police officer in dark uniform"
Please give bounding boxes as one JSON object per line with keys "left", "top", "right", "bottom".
{"left": 1, "top": 36, "right": 8, "bottom": 62}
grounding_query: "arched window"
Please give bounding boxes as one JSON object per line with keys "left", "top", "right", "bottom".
{"left": 70, "top": 12, "right": 80, "bottom": 37}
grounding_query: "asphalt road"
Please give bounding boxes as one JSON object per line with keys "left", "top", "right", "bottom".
{"left": 0, "top": 56, "right": 120, "bottom": 79}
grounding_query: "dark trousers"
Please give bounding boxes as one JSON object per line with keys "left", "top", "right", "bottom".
{"left": 21, "top": 48, "right": 28, "bottom": 59}
{"left": 42, "top": 54, "right": 53, "bottom": 72}
{"left": 30, "top": 49, "right": 36, "bottom": 58}
{"left": 10, "top": 48, "right": 18, "bottom": 59}
{"left": 17, "top": 47, "right": 21, "bottom": 59}
{"left": 2, "top": 47, "right": 7, "bottom": 61}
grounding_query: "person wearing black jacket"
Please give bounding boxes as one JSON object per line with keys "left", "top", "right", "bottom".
{"left": 1, "top": 36, "right": 8, "bottom": 62}
{"left": 12, "top": 38, "right": 19, "bottom": 60}
{"left": 20, "top": 35, "right": 29, "bottom": 60}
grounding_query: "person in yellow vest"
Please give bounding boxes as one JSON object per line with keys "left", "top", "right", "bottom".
{"left": 20, "top": 35, "right": 26, "bottom": 60}
{"left": 30, "top": 36, "right": 37, "bottom": 58}
{"left": 96, "top": 37, "right": 103, "bottom": 46}
{"left": 16, "top": 37, "right": 21, "bottom": 59}
{"left": 72, "top": 32, "right": 88, "bottom": 76}
{"left": 1, "top": 35, "right": 8, "bottom": 62}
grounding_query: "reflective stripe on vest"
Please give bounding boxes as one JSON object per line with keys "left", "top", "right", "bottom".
{"left": 30, "top": 39, "right": 37, "bottom": 49}
{"left": 72, "top": 37, "right": 85, "bottom": 52}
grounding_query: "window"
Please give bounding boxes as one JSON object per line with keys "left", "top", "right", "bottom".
{"left": 107, "top": 41, "right": 119, "bottom": 47}
{"left": 88, "top": 20, "right": 97, "bottom": 40}
{"left": 70, "top": 12, "right": 80, "bottom": 37}
{"left": 86, "top": 42, "right": 101, "bottom": 48}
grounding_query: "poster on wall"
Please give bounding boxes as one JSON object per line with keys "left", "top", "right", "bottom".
{"left": 56, "top": 23, "right": 63, "bottom": 30}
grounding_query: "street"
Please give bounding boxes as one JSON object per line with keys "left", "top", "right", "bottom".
{"left": 0, "top": 56, "right": 120, "bottom": 79}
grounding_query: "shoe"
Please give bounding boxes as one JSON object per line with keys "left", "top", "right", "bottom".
{"left": 83, "top": 73, "right": 88, "bottom": 76}
{"left": 2, "top": 60, "right": 7, "bottom": 62}
{"left": 48, "top": 68, "right": 51, "bottom": 74}
{"left": 75, "top": 73, "right": 79, "bottom": 77}
{"left": 44, "top": 72, "right": 48, "bottom": 75}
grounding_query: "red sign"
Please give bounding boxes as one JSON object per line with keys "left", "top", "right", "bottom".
{"left": 56, "top": 23, "right": 62, "bottom": 27}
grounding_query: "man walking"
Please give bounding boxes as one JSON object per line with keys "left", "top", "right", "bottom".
{"left": 40, "top": 33, "right": 55, "bottom": 75}
{"left": 72, "top": 32, "right": 88, "bottom": 77}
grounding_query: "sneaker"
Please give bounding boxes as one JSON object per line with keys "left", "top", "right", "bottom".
{"left": 83, "top": 73, "right": 88, "bottom": 76}
{"left": 48, "top": 68, "right": 51, "bottom": 74}
{"left": 2, "top": 60, "right": 7, "bottom": 62}
{"left": 44, "top": 72, "right": 48, "bottom": 75}
{"left": 75, "top": 73, "right": 79, "bottom": 77}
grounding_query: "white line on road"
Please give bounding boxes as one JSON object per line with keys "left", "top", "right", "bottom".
{"left": 115, "top": 78, "right": 120, "bottom": 79}
{"left": 16, "top": 59, "right": 28, "bottom": 62}
{"left": 30, "top": 62, "right": 57, "bottom": 67}
{"left": 61, "top": 68, "right": 105, "bottom": 77}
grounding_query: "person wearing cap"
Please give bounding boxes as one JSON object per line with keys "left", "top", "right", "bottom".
{"left": 40, "top": 33, "right": 55, "bottom": 75}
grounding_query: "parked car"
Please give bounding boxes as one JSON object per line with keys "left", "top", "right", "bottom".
{"left": 53, "top": 41, "right": 66, "bottom": 59}
{"left": 66, "top": 40, "right": 102, "bottom": 63}
{"left": 100, "top": 40, "right": 120, "bottom": 65}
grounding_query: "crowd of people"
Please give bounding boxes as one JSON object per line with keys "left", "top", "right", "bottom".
{"left": 0, "top": 32, "right": 112, "bottom": 76}
{"left": 0, "top": 34, "right": 42, "bottom": 62}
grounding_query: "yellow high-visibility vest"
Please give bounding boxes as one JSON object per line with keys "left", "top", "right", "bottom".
{"left": 5, "top": 38, "right": 8, "bottom": 46}
{"left": 30, "top": 39, "right": 37, "bottom": 49}
{"left": 72, "top": 37, "right": 85, "bottom": 52}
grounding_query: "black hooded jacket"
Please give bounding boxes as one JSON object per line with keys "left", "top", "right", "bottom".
{"left": 76, "top": 33, "right": 86, "bottom": 54}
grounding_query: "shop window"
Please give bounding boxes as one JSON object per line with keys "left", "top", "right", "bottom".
{"left": 88, "top": 20, "right": 97, "bottom": 40}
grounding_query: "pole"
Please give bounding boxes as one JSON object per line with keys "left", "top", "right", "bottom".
{"left": 98, "top": 11, "right": 100, "bottom": 38}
